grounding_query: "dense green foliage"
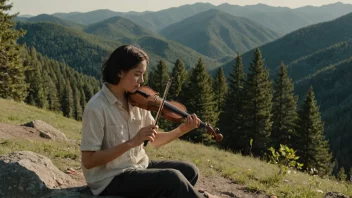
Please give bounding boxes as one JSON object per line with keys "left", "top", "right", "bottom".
{"left": 168, "top": 59, "right": 188, "bottom": 101}
{"left": 16, "top": 22, "right": 114, "bottom": 78}
{"left": 242, "top": 49, "right": 273, "bottom": 156}
{"left": 16, "top": 19, "right": 220, "bottom": 79}
{"left": 181, "top": 58, "right": 218, "bottom": 143}
{"left": 213, "top": 67, "right": 227, "bottom": 119}
{"left": 219, "top": 53, "right": 246, "bottom": 151}
{"left": 295, "top": 58, "right": 352, "bottom": 178}
{"left": 294, "top": 87, "right": 332, "bottom": 176}
{"left": 0, "top": 0, "right": 28, "bottom": 101}
{"left": 271, "top": 62, "right": 298, "bottom": 149}
{"left": 219, "top": 12, "right": 352, "bottom": 176}
{"left": 22, "top": 46, "right": 100, "bottom": 119}
{"left": 147, "top": 60, "right": 172, "bottom": 130}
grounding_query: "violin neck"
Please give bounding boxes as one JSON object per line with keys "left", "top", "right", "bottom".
{"left": 163, "top": 101, "right": 207, "bottom": 128}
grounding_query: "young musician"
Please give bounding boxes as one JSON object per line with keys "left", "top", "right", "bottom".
{"left": 80, "top": 45, "right": 219, "bottom": 198}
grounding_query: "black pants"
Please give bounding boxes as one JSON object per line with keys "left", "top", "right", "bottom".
{"left": 99, "top": 160, "right": 205, "bottom": 198}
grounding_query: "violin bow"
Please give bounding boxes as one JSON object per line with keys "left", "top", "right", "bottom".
{"left": 144, "top": 78, "right": 173, "bottom": 146}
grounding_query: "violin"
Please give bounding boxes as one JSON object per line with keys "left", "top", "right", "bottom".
{"left": 128, "top": 86, "right": 223, "bottom": 142}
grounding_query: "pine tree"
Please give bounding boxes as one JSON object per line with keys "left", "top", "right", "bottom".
{"left": 295, "top": 86, "right": 332, "bottom": 176}
{"left": 167, "top": 59, "right": 189, "bottom": 129}
{"left": 143, "top": 69, "right": 149, "bottom": 86}
{"left": 0, "top": 0, "right": 28, "bottom": 101}
{"left": 73, "top": 85, "right": 82, "bottom": 120}
{"left": 337, "top": 167, "right": 347, "bottom": 181}
{"left": 24, "top": 48, "right": 47, "bottom": 108}
{"left": 83, "top": 83, "right": 94, "bottom": 101}
{"left": 220, "top": 53, "right": 246, "bottom": 151}
{"left": 271, "top": 61, "right": 298, "bottom": 149}
{"left": 148, "top": 60, "right": 170, "bottom": 93}
{"left": 169, "top": 58, "right": 188, "bottom": 101}
{"left": 182, "top": 58, "right": 217, "bottom": 143}
{"left": 213, "top": 67, "right": 227, "bottom": 117}
{"left": 80, "top": 87, "right": 86, "bottom": 111}
{"left": 62, "top": 81, "right": 74, "bottom": 118}
{"left": 44, "top": 72, "right": 60, "bottom": 111}
{"left": 243, "top": 48, "right": 273, "bottom": 156}
{"left": 147, "top": 60, "right": 171, "bottom": 130}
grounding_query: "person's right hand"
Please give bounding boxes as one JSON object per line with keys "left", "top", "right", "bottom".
{"left": 131, "top": 125, "right": 158, "bottom": 146}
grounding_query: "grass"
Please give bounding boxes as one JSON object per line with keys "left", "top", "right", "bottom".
{"left": 0, "top": 98, "right": 351, "bottom": 197}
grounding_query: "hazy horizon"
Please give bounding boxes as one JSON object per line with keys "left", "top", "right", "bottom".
{"left": 10, "top": 0, "right": 352, "bottom": 16}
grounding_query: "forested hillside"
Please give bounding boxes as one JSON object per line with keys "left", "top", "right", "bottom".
{"left": 219, "top": 12, "right": 352, "bottom": 176}
{"left": 16, "top": 21, "right": 220, "bottom": 79}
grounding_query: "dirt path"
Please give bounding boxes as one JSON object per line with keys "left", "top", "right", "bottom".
{"left": 196, "top": 174, "right": 268, "bottom": 198}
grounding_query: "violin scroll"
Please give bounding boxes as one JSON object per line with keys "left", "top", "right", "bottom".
{"left": 205, "top": 123, "right": 223, "bottom": 142}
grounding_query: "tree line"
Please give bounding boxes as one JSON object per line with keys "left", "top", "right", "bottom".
{"left": 146, "top": 51, "right": 334, "bottom": 178}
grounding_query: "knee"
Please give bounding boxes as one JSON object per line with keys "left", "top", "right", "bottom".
{"left": 164, "top": 169, "right": 186, "bottom": 185}
{"left": 184, "top": 161, "right": 199, "bottom": 179}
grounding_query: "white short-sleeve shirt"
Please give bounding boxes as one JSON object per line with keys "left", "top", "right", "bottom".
{"left": 80, "top": 83, "right": 155, "bottom": 195}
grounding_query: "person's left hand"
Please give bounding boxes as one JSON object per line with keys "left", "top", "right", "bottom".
{"left": 178, "top": 113, "right": 200, "bottom": 134}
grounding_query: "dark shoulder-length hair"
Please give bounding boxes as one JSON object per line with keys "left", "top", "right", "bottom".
{"left": 102, "top": 45, "right": 149, "bottom": 84}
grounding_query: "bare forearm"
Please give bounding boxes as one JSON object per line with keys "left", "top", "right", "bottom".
{"left": 150, "top": 127, "right": 186, "bottom": 148}
{"left": 82, "top": 140, "right": 137, "bottom": 169}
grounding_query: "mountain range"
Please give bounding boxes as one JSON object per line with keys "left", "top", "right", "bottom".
{"left": 160, "top": 9, "right": 280, "bottom": 59}
{"left": 18, "top": 2, "right": 352, "bottom": 35}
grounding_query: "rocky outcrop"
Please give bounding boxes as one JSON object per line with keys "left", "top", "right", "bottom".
{"left": 0, "top": 151, "right": 124, "bottom": 198}
{"left": 23, "top": 120, "right": 67, "bottom": 141}
{"left": 0, "top": 151, "right": 77, "bottom": 197}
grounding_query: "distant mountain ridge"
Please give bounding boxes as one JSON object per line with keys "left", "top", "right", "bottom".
{"left": 220, "top": 12, "right": 352, "bottom": 80}
{"left": 21, "top": 2, "right": 352, "bottom": 35}
{"left": 84, "top": 16, "right": 156, "bottom": 40}
{"left": 25, "top": 14, "right": 85, "bottom": 29}
{"left": 161, "top": 9, "right": 281, "bottom": 58}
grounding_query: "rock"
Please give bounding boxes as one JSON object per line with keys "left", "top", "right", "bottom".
{"left": 0, "top": 151, "right": 77, "bottom": 198}
{"left": 23, "top": 120, "right": 67, "bottom": 141}
{"left": 0, "top": 151, "right": 125, "bottom": 198}
{"left": 324, "top": 192, "right": 350, "bottom": 198}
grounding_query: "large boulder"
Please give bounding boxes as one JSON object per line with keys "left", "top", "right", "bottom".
{"left": 23, "top": 120, "right": 68, "bottom": 141}
{"left": 0, "top": 151, "right": 124, "bottom": 198}
{"left": 0, "top": 151, "right": 77, "bottom": 197}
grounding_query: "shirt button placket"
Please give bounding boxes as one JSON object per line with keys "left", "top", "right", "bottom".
{"left": 128, "top": 116, "right": 135, "bottom": 162}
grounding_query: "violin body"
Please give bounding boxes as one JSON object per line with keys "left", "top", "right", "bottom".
{"left": 128, "top": 86, "right": 223, "bottom": 142}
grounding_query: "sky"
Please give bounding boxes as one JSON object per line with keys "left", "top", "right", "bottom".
{"left": 9, "top": 0, "right": 352, "bottom": 16}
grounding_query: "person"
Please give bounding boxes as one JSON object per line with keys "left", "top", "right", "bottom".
{"left": 80, "top": 45, "right": 219, "bottom": 198}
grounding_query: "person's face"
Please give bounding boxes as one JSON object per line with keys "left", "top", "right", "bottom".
{"left": 119, "top": 60, "right": 147, "bottom": 92}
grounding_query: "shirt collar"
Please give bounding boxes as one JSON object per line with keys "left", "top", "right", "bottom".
{"left": 101, "top": 83, "right": 122, "bottom": 106}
